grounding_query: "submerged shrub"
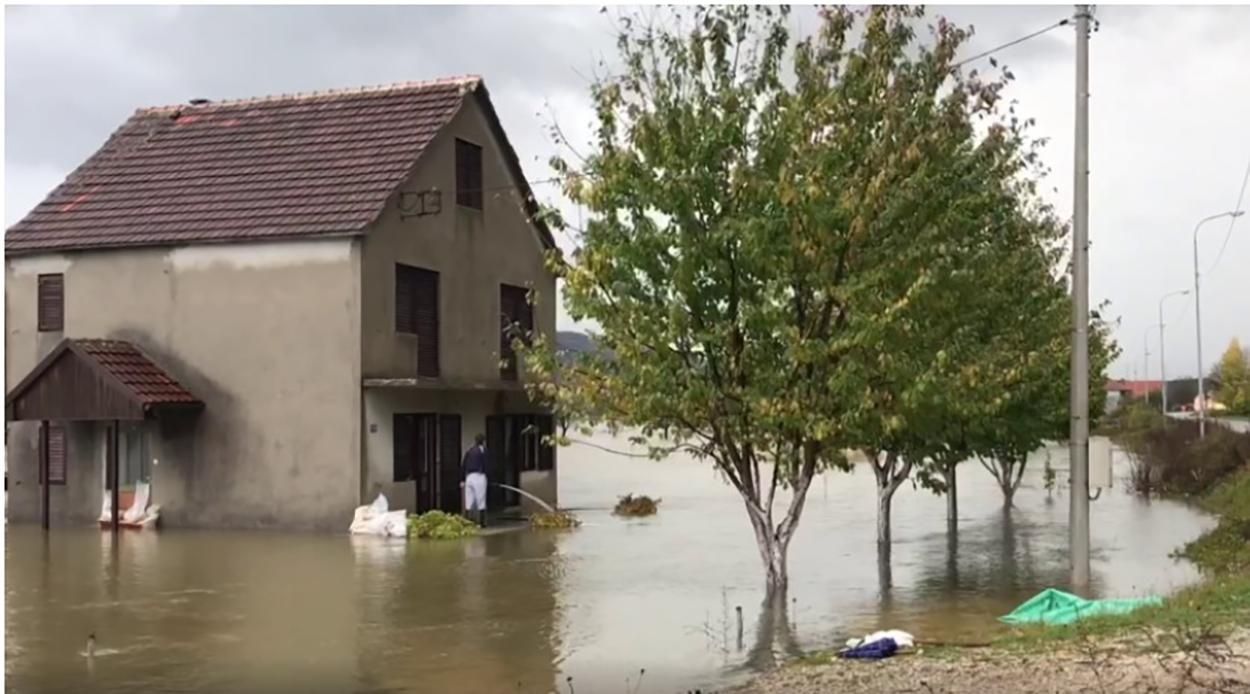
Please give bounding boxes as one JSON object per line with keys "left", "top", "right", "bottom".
{"left": 1115, "top": 416, "right": 1250, "bottom": 497}
{"left": 408, "top": 511, "right": 480, "bottom": 540}
{"left": 614, "top": 494, "right": 660, "bottom": 517}
{"left": 529, "top": 510, "right": 581, "bottom": 529}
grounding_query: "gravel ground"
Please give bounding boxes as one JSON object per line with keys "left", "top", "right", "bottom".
{"left": 735, "top": 629, "right": 1250, "bottom": 694}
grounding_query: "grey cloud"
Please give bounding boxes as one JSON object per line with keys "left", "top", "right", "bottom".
{"left": 6, "top": 5, "right": 1248, "bottom": 376}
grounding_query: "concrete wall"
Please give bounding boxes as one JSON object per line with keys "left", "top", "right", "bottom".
{"left": 5, "top": 239, "right": 362, "bottom": 530}
{"left": 359, "top": 95, "right": 558, "bottom": 385}
{"left": 362, "top": 388, "right": 557, "bottom": 512}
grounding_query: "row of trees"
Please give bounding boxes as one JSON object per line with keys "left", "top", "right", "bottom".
{"left": 521, "top": 6, "right": 1117, "bottom": 590}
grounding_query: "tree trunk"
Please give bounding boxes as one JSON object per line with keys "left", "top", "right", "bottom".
{"left": 1002, "top": 480, "right": 1016, "bottom": 508}
{"left": 943, "top": 462, "right": 958, "bottom": 526}
{"left": 876, "top": 485, "right": 893, "bottom": 545}
{"left": 745, "top": 503, "right": 790, "bottom": 592}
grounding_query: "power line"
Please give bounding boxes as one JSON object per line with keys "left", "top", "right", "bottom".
{"left": 951, "top": 18, "right": 1071, "bottom": 70}
{"left": 1206, "top": 154, "right": 1250, "bottom": 274}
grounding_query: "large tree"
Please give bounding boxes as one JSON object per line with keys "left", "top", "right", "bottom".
{"left": 525, "top": 6, "right": 1055, "bottom": 588}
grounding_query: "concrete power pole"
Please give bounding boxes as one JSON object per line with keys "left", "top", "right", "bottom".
{"left": 1069, "top": 4, "right": 1092, "bottom": 591}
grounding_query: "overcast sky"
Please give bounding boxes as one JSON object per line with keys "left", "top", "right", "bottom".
{"left": 6, "top": 5, "right": 1248, "bottom": 380}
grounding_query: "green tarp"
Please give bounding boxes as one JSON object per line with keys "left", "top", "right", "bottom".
{"left": 999, "top": 588, "right": 1162, "bottom": 626}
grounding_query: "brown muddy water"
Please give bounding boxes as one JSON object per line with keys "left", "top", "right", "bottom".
{"left": 4, "top": 433, "right": 1215, "bottom": 694}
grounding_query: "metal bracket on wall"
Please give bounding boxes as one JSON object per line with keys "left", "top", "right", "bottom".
{"left": 398, "top": 190, "right": 442, "bottom": 220}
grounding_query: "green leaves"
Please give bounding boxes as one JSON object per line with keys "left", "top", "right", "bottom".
{"left": 522, "top": 5, "right": 1121, "bottom": 571}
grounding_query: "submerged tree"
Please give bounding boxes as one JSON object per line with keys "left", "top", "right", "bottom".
{"left": 524, "top": 6, "right": 1068, "bottom": 587}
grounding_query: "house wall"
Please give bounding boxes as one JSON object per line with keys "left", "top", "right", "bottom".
{"left": 5, "top": 238, "right": 363, "bottom": 530}
{"left": 362, "top": 388, "right": 557, "bottom": 513}
{"left": 359, "top": 95, "right": 558, "bottom": 386}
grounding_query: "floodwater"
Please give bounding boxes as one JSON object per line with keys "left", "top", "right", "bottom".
{"left": 5, "top": 432, "right": 1215, "bottom": 694}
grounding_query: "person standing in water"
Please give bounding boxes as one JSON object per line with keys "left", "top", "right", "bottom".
{"left": 461, "top": 433, "right": 489, "bottom": 527}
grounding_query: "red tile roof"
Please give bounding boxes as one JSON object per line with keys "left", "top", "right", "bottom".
{"left": 6, "top": 76, "right": 554, "bottom": 254}
{"left": 74, "top": 339, "right": 200, "bottom": 406}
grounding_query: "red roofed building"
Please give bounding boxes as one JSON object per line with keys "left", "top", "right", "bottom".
{"left": 6, "top": 77, "right": 559, "bottom": 529}
{"left": 1106, "top": 379, "right": 1164, "bottom": 400}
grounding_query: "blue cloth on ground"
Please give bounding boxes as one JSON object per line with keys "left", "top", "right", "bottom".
{"left": 839, "top": 637, "right": 898, "bottom": 660}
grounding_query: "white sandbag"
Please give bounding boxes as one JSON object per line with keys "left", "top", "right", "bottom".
{"left": 123, "top": 482, "right": 150, "bottom": 523}
{"left": 349, "top": 494, "right": 406, "bottom": 536}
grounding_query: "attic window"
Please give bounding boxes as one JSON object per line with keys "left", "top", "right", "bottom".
{"left": 37, "top": 274, "right": 64, "bottom": 332}
{"left": 456, "top": 139, "right": 483, "bottom": 210}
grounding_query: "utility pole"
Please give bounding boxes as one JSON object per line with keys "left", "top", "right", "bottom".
{"left": 1070, "top": 4, "right": 1092, "bottom": 592}
{"left": 1193, "top": 210, "right": 1243, "bottom": 438}
{"left": 1158, "top": 289, "right": 1190, "bottom": 416}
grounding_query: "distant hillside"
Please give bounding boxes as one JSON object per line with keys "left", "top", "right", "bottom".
{"left": 556, "top": 331, "right": 597, "bottom": 356}
{"left": 556, "top": 330, "right": 614, "bottom": 367}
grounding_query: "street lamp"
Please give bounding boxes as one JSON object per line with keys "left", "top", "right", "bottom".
{"left": 1143, "top": 324, "right": 1158, "bottom": 388}
{"left": 1157, "top": 289, "right": 1190, "bottom": 415}
{"left": 1194, "top": 210, "right": 1245, "bottom": 438}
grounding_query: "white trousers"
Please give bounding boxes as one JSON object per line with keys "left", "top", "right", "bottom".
{"left": 464, "top": 472, "right": 487, "bottom": 511}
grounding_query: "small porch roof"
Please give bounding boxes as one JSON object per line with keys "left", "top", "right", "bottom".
{"left": 6, "top": 338, "right": 203, "bottom": 422}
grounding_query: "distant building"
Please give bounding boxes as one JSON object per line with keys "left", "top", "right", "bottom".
{"left": 5, "top": 77, "right": 559, "bottom": 530}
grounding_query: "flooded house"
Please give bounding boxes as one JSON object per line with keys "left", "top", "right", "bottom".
{"left": 4, "top": 77, "right": 559, "bottom": 530}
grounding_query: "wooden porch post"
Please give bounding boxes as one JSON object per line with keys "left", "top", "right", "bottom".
{"left": 39, "top": 420, "right": 50, "bottom": 530}
{"left": 110, "top": 420, "right": 120, "bottom": 535}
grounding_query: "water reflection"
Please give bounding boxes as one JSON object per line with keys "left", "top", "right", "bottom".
{"left": 6, "top": 435, "right": 1218, "bottom": 693}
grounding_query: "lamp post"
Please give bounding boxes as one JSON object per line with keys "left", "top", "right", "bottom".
{"left": 1194, "top": 210, "right": 1245, "bottom": 438}
{"left": 1157, "top": 289, "right": 1189, "bottom": 415}
{"left": 1144, "top": 325, "right": 1158, "bottom": 388}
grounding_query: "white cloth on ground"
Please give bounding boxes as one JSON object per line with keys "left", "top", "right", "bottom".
{"left": 464, "top": 472, "right": 487, "bottom": 511}
{"left": 845, "top": 629, "right": 915, "bottom": 650}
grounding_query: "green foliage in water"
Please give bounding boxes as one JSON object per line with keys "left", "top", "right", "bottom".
{"left": 407, "top": 511, "right": 480, "bottom": 540}
{"left": 614, "top": 494, "right": 660, "bottom": 517}
{"left": 529, "top": 510, "right": 581, "bottom": 530}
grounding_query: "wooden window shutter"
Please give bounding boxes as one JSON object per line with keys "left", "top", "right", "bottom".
{"left": 395, "top": 265, "right": 415, "bottom": 334}
{"left": 40, "top": 423, "right": 67, "bottom": 485}
{"left": 396, "top": 264, "right": 440, "bottom": 377}
{"left": 48, "top": 424, "right": 66, "bottom": 484}
{"left": 37, "top": 274, "right": 64, "bottom": 332}
{"left": 456, "top": 139, "right": 483, "bottom": 210}
{"left": 414, "top": 269, "right": 440, "bottom": 378}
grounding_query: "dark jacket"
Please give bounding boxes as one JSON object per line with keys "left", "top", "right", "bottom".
{"left": 462, "top": 445, "right": 488, "bottom": 478}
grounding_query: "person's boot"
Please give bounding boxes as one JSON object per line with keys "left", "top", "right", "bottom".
{"left": 478, "top": 510, "right": 488, "bottom": 529}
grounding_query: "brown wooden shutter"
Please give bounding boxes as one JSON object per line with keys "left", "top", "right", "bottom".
{"left": 413, "top": 269, "right": 440, "bottom": 378}
{"left": 396, "top": 264, "right": 440, "bottom": 377}
{"left": 48, "top": 424, "right": 66, "bottom": 484}
{"left": 37, "top": 274, "right": 64, "bottom": 332}
{"left": 456, "top": 139, "right": 483, "bottom": 210}
{"left": 395, "top": 265, "right": 415, "bottom": 334}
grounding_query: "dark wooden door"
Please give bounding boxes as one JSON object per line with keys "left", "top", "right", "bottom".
{"left": 415, "top": 415, "right": 438, "bottom": 513}
{"left": 486, "top": 415, "right": 506, "bottom": 509}
{"left": 438, "top": 415, "right": 462, "bottom": 513}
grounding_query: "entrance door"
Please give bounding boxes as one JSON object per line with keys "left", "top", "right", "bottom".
{"left": 395, "top": 413, "right": 439, "bottom": 513}
{"left": 437, "top": 414, "right": 462, "bottom": 513}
